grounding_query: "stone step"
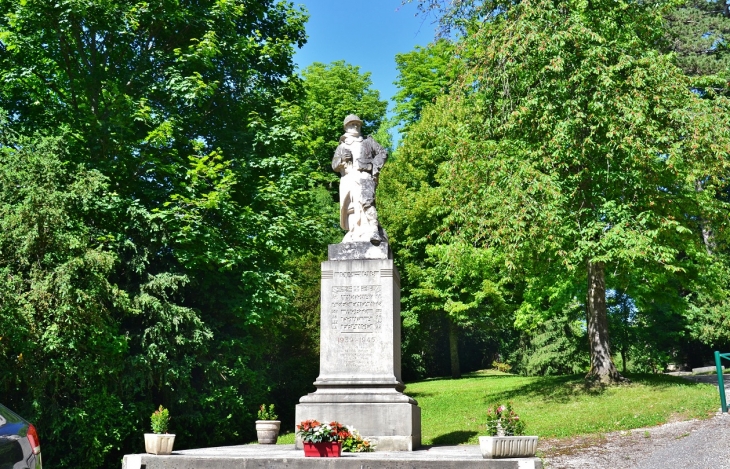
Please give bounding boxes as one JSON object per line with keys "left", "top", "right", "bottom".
{"left": 122, "top": 444, "right": 542, "bottom": 469}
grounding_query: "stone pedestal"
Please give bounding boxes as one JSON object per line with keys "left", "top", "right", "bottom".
{"left": 295, "top": 242, "right": 421, "bottom": 451}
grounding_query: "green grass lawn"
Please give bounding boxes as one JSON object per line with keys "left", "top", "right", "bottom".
{"left": 277, "top": 432, "right": 296, "bottom": 444}
{"left": 276, "top": 370, "right": 718, "bottom": 445}
{"left": 405, "top": 370, "right": 719, "bottom": 445}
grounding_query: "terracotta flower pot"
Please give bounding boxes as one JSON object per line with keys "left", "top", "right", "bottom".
{"left": 255, "top": 420, "right": 281, "bottom": 444}
{"left": 302, "top": 441, "right": 342, "bottom": 457}
{"left": 144, "top": 433, "right": 176, "bottom": 455}
{"left": 479, "top": 435, "right": 538, "bottom": 459}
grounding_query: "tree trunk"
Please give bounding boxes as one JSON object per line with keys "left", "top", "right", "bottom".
{"left": 448, "top": 317, "right": 461, "bottom": 379}
{"left": 585, "top": 260, "right": 625, "bottom": 383}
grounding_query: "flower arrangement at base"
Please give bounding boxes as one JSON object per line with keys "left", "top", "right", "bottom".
{"left": 296, "top": 420, "right": 374, "bottom": 457}
{"left": 296, "top": 420, "right": 345, "bottom": 458}
{"left": 341, "top": 426, "right": 374, "bottom": 453}
{"left": 480, "top": 403, "right": 537, "bottom": 459}
{"left": 485, "top": 402, "right": 525, "bottom": 437}
{"left": 296, "top": 420, "right": 347, "bottom": 443}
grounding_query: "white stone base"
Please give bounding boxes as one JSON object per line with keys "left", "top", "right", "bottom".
{"left": 478, "top": 436, "right": 538, "bottom": 459}
{"left": 123, "top": 444, "right": 544, "bottom": 469}
{"left": 295, "top": 401, "right": 421, "bottom": 451}
{"left": 294, "top": 251, "right": 421, "bottom": 452}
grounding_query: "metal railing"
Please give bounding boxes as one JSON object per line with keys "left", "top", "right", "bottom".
{"left": 715, "top": 351, "right": 730, "bottom": 413}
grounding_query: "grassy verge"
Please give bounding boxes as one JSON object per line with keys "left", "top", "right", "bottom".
{"left": 276, "top": 370, "right": 718, "bottom": 445}
{"left": 405, "top": 370, "right": 718, "bottom": 445}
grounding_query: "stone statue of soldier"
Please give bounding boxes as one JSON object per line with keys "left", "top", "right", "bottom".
{"left": 332, "top": 114, "right": 388, "bottom": 245}
{"left": 297, "top": 118, "right": 421, "bottom": 454}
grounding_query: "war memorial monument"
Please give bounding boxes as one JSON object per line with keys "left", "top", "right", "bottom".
{"left": 122, "top": 116, "right": 543, "bottom": 468}
{"left": 294, "top": 114, "right": 422, "bottom": 451}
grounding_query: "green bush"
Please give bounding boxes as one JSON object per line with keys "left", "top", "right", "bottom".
{"left": 151, "top": 406, "right": 170, "bottom": 434}
{"left": 492, "top": 361, "right": 512, "bottom": 373}
{"left": 257, "top": 404, "right": 278, "bottom": 421}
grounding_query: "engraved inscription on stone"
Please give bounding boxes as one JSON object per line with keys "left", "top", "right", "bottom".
{"left": 332, "top": 283, "right": 383, "bottom": 333}
{"left": 335, "top": 270, "right": 378, "bottom": 279}
{"left": 331, "top": 273, "right": 384, "bottom": 369}
{"left": 337, "top": 335, "right": 376, "bottom": 367}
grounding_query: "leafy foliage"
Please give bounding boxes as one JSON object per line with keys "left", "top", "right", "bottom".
{"left": 257, "top": 404, "right": 278, "bottom": 421}
{"left": 150, "top": 406, "right": 170, "bottom": 434}
{"left": 427, "top": 0, "right": 730, "bottom": 380}
{"left": 393, "top": 39, "right": 459, "bottom": 134}
{"left": 662, "top": 0, "right": 730, "bottom": 95}
{"left": 521, "top": 304, "right": 589, "bottom": 376}
{"left": 0, "top": 126, "right": 165, "bottom": 466}
{"left": 0, "top": 1, "right": 321, "bottom": 467}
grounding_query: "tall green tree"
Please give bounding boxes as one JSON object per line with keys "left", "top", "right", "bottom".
{"left": 386, "top": 38, "right": 500, "bottom": 380}
{"left": 423, "top": 0, "right": 730, "bottom": 383}
{"left": 380, "top": 97, "right": 511, "bottom": 379}
{"left": 661, "top": 0, "right": 730, "bottom": 354}
{"left": 521, "top": 301, "right": 589, "bottom": 376}
{"left": 0, "top": 1, "right": 318, "bottom": 467}
{"left": 0, "top": 121, "right": 209, "bottom": 467}
{"left": 663, "top": 0, "right": 730, "bottom": 95}
{"left": 393, "top": 39, "right": 458, "bottom": 134}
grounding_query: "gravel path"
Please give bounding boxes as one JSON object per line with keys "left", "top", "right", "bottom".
{"left": 541, "top": 413, "right": 730, "bottom": 468}
{"left": 542, "top": 374, "right": 730, "bottom": 468}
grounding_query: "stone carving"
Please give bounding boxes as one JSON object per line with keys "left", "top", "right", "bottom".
{"left": 332, "top": 115, "right": 388, "bottom": 245}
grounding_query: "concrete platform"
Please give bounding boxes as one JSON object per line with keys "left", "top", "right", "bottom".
{"left": 122, "top": 444, "right": 543, "bottom": 469}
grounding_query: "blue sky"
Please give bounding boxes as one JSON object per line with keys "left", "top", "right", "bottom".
{"left": 292, "top": 0, "right": 437, "bottom": 115}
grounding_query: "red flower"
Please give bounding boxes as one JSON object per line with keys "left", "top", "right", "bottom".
{"left": 296, "top": 419, "right": 321, "bottom": 432}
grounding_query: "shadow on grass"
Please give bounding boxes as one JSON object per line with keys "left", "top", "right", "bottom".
{"left": 494, "top": 373, "right": 711, "bottom": 405}
{"left": 624, "top": 373, "right": 712, "bottom": 388}
{"left": 406, "top": 391, "right": 438, "bottom": 399}
{"left": 431, "top": 430, "right": 478, "bottom": 445}
{"left": 408, "top": 372, "right": 709, "bottom": 406}
{"left": 481, "top": 375, "right": 605, "bottom": 405}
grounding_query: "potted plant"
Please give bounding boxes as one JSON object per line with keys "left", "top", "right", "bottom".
{"left": 479, "top": 403, "right": 538, "bottom": 459}
{"left": 296, "top": 420, "right": 349, "bottom": 457}
{"left": 295, "top": 420, "right": 374, "bottom": 456}
{"left": 144, "top": 406, "right": 175, "bottom": 455}
{"left": 255, "top": 404, "right": 281, "bottom": 444}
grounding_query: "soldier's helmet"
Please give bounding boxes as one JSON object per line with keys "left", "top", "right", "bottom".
{"left": 343, "top": 114, "right": 363, "bottom": 129}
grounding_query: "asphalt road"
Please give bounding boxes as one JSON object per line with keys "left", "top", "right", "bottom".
{"left": 631, "top": 412, "right": 730, "bottom": 469}
{"left": 544, "top": 372, "right": 730, "bottom": 469}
